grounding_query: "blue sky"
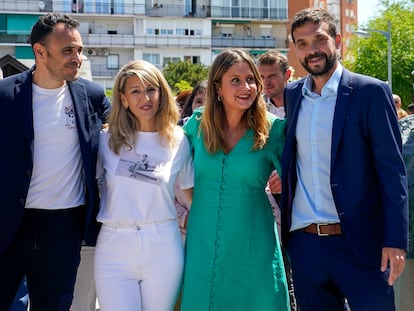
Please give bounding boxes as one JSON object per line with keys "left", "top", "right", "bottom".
{"left": 358, "top": 0, "right": 382, "bottom": 25}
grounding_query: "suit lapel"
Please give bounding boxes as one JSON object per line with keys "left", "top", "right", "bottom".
{"left": 68, "top": 79, "right": 90, "bottom": 144}
{"left": 284, "top": 83, "right": 303, "bottom": 227}
{"left": 15, "top": 71, "right": 35, "bottom": 157}
{"left": 331, "top": 71, "right": 354, "bottom": 165}
{"left": 285, "top": 83, "right": 302, "bottom": 153}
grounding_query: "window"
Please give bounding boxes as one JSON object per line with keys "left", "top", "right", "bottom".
{"left": 176, "top": 28, "right": 186, "bottom": 35}
{"left": 146, "top": 28, "right": 160, "bottom": 35}
{"left": 143, "top": 53, "right": 160, "bottom": 65}
{"left": 107, "top": 54, "right": 119, "bottom": 70}
{"left": 160, "top": 29, "right": 173, "bottom": 35}
{"left": 184, "top": 56, "right": 200, "bottom": 64}
{"left": 163, "top": 57, "right": 181, "bottom": 65}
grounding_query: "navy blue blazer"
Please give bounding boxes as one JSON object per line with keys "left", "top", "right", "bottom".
{"left": 281, "top": 68, "right": 408, "bottom": 266}
{"left": 0, "top": 68, "right": 111, "bottom": 255}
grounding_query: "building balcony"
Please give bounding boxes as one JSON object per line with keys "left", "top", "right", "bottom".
{"left": 90, "top": 63, "right": 119, "bottom": 78}
{"left": 135, "top": 35, "right": 211, "bottom": 49}
{"left": 212, "top": 36, "right": 287, "bottom": 49}
{"left": 0, "top": 1, "right": 286, "bottom": 20}
{"left": 0, "top": 0, "right": 144, "bottom": 15}
{"left": 81, "top": 34, "right": 135, "bottom": 47}
{"left": 210, "top": 7, "right": 287, "bottom": 20}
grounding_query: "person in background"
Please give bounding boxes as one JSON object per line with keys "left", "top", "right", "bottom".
{"left": 94, "top": 60, "right": 193, "bottom": 311}
{"left": 257, "top": 49, "right": 297, "bottom": 311}
{"left": 178, "top": 81, "right": 207, "bottom": 126}
{"left": 407, "top": 103, "right": 414, "bottom": 115}
{"left": 281, "top": 8, "right": 408, "bottom": 310}
{"left": 257, "top": 49, "right": 291, "bottom": 221}
{"left": 394, "top": 93, "right": 408, "bottom": 119}
{"left": 0, "top": 13, "right": 110, "bottom": 310}
{"left": 394, "top": 114, "right": 414, "bottom": 311}
{"left": 175, "top": 89, "right": 192, "bottom": 115}
{"left": 257, "top": 49, "right": 291, "bottom": 119}
{"left": 181, "top": 48, "right": 289, "bottom": 311}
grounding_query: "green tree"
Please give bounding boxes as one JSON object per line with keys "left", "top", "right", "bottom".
{"left": 344, "top": 0, "right": 414, "bottom": 106}
{"left": 163, "top": 61, "right": 209, "bottom": 95}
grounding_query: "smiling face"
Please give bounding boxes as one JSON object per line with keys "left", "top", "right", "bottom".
{"left": 33, "top": 23, "right": 83, "bottom": 87}
{"left": 293, "top": 21, "right": 341, "bottom": 77}
{"left": 216, "top": 61, "right": 258, "bottom": 114}
{"left": 120, "top": 76, "right": 160, "bottom": 131}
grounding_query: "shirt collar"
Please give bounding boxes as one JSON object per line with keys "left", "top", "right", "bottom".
{"left": 302, "top": 63, "right": 343, "bottom": 96}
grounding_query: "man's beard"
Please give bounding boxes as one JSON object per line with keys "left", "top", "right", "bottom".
{"left": 301, "top": 52, "right": 337, "bottom": 76}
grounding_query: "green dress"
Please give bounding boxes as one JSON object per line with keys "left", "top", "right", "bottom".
{"left": 181, "top": 110, "right": 290, "bottom": 311}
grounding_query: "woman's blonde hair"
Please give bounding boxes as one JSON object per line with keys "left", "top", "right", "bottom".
{"left": 201, "top": 49, "right": 270, "bottom": 153}
{"left": 108, "top": 60, "right": 179, "bottom": 154}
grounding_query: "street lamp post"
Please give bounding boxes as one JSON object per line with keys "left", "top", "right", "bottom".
{"left": 354, "top": 20, "right": 392, "bottom": 91}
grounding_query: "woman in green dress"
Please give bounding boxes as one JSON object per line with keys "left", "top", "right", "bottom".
{"left": 181, "top": 49, "right": 290, "bottom": 311}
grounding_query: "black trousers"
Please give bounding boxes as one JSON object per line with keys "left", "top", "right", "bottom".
{"left": 0, "top": 207, "right": 84, "bottom": 311}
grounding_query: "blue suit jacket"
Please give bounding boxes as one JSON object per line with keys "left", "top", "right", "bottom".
{"left": 281, "top": 68, "right": 408, "bottom": 266}
{"left": 0, "top": 68, "right": 111, "bottom": 255}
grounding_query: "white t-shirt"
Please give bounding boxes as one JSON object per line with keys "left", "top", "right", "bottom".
{"left": 97, "top": 127, "right": 194, "bottom": 226}
{"left": 25, "top": 83, "right": 85, "bottom": 210}
{"left": 265, "top": 96, "right": 285, "bottom": 120}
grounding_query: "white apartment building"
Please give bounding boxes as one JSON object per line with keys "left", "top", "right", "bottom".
{"left": 0, "top": 0, "right": 289, "bottom": 91}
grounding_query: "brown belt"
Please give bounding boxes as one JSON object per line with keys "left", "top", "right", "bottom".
{"left": 301, "top": 223, "right": 342, "bottom": 236}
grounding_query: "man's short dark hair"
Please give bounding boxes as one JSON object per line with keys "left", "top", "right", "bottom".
{"left": 30, "top": 13, "right": 79, "bottom": 47}
{"left": 290, "top": 8, "right": 337, "bottom": 43}
{"left": 407, "top": 103, "right": 414, "bottom": 114}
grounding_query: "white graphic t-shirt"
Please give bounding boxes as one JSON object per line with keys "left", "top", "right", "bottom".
{"left": 25, "top": 83, "right": 85, "bottom": 210}
{"left": 97, "top": 128, "right": 194, "bottom": 226}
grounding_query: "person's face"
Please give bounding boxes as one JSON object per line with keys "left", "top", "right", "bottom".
{"left": 258, "top": 63, "right": 290, "bottom": 99}
{"left": 217, "top": 61, "right": 258, "bottom": 114}
{"left": 191, "top": 93, "right": 206, "bottom": 111}
{"left": 35, "top": 23, "right": 83, "bottom": 84}
{"left": 120, "top": 76, "right": 160, "bottom": 129}
{"left": 293, "top": 21, "right": 341, "bottom": 77}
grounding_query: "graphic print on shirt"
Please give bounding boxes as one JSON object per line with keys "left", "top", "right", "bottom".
{"left": 115, "top": 150, "right": 163, "bottom": 185}
{"left": 64, "top": 104, "right": 76, "bottom": 130}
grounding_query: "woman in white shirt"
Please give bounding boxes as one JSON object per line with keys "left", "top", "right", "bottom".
{"left": 94, "top": 60, "right": 194, "bottom": 311}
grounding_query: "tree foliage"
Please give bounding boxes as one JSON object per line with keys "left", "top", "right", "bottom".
{"left": 163, "top": 61, "right": 209, "bottom": 95}
{"left": 343, "top": 0, "right": 414, "bottom": 106}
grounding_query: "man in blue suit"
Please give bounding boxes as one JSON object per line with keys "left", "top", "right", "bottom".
{"left": 0, "top": 13, "right": 110, "bottom": 310}
{"left": 280, "top": 8, "right": 408, "bottom": 310}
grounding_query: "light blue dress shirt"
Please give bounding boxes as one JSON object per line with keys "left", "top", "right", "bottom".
{"left": 290, "top": 64, "right": 343, "bottom": 231}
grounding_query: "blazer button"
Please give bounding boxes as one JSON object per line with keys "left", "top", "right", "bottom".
{"left": 19, "top": 198, "right": 25, "bottom": 205}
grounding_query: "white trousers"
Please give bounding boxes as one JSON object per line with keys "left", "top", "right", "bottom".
{"left": 94, "top": 221, "right": 184, "bottom": 311}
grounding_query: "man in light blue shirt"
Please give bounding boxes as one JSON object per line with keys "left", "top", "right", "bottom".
{"left": 291, "top": 65, "right": 341, "bottom": 231}
{"left": 281, "top": 8, "right": 408, "bottom": 311}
